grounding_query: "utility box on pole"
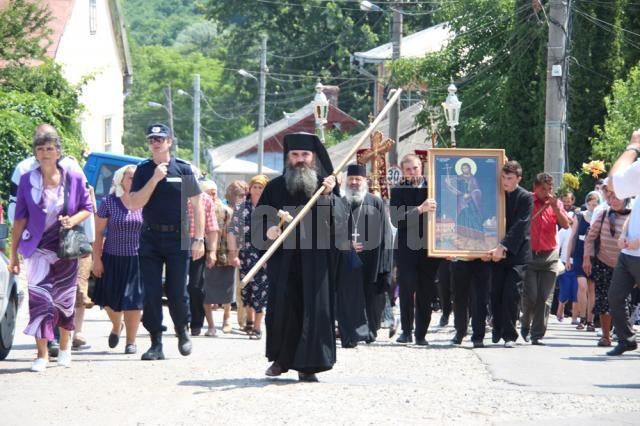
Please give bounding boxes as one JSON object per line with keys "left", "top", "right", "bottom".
{"left": 543, "top": 0, "right": 570, "bottom": 185}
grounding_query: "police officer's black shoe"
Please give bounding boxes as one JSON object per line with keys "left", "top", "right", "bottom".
{"left": 141, "top": 332, "right": 165, "bottom": 361}
{"left": 177, "top": 327, "right": 192, "bottom": 356}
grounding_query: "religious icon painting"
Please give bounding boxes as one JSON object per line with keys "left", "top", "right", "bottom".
{"left": 427, "top": 148, "right": 506, "bottom": 259}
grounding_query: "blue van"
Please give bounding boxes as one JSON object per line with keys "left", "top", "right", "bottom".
{"left": 83, "top": 152, "right": 143, "bottom": 206}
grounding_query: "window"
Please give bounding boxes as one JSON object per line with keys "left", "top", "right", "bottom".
{"left": 95, "top": 163, "right": 120, "bottom": 203}
{"left": 104, "top": 117, "right": 112, "bottom": 152}
{"left": 89, "top": 0, "right": 97, "bottom": 35}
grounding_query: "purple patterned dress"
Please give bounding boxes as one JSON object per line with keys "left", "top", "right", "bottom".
{"left": 23, "top": 186, "right": 78, "bottom": 340}
{"left": 92, "top": 193, "right": 144, "bottom": 311}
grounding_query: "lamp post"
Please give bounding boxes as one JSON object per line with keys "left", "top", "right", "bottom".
{"left": 147, "top": 85, "right": 176, "bottom": 153}
{"left": 360, "top": 0, "right": 403, "bottom": 165}
{"left": 312, "top": 82, "right": 329, "bottom": 143}
{"left": 177, "top": 74, "right": 201, "bottom": 170}
{"left": 237, "top": 35, "right": 267, "bottom": 175}
{"left": 441, "top": 82, "right": 461, "bottom": 148}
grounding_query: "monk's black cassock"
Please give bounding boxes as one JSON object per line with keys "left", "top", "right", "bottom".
{"left": 253, "top": 133, "right": 349, "bottom": 374}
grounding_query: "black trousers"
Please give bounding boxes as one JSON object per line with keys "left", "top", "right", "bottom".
{"left": 397, "top": 255, "right": 441, "bottom": 339}
{"left": 609, "top": 253, "right": 640, "bottom": 342}
{"left": 491, "top": 262, "right": 525, "bottom": 343}
{"left": 363, "top": 282, "right": 386, "bottom": 338}
{"left": 187, "top": 256, "right": 205, "bottom": 330}
{"left": 451, "top": 260, "right": 491, "bottom": 342}
{"left": 437, "top": 260, "right": 453, "bottom": 318}
{"left": 139, "top": 228, "right": 191, "bottom": 333}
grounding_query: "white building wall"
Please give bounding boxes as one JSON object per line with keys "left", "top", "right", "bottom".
{"left": 55, "top": 0, "right": 125, "bottom": 154}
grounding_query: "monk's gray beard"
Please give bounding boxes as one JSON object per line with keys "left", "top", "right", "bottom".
{"left": 345, "top": 182, "right": 368, "bottom": 206}
{"left": 284, "top": 163, "right": 318, "bottom": 198}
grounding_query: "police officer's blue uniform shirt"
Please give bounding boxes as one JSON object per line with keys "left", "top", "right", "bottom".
{"left": 131, "top": 157, "right": 201, "bottom": 225}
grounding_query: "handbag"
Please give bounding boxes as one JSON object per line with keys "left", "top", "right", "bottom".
{"left": 58, "top": 174, "right": 93, "bottom": 259}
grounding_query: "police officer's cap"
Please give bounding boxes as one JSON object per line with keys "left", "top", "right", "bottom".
{"left": 146, "top": 123, "right": 171, "bottom": 139}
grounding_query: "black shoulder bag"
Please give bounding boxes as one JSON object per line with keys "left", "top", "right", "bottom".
{"left": 58, "top": 174, "right": 93, "bottom": 259}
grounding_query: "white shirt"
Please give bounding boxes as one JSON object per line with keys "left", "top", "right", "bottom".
{"left": 613, "top": 160, "right": 640, "bottom": 257}
{"left": 558, "top": 211, "right": 576, "bottom": 263}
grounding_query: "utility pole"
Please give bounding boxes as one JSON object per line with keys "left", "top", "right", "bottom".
{"left": 543, "top": 0, "right": 570, "bottom": 185}
{"left": 257, "top": 35, "right": 267, "bottom": 175}
{"left": 388, "top": 3, "right": 403, "bottom": 166}
{"left": 164, "top": 85, "right": 176, "bottom": 153}
{"left": 193, "top": 74, "right": 201, "bottom": 170}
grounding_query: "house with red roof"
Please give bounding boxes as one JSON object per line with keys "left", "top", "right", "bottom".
{"left": 0, "top": 0, "right": 132, "bottom": 154}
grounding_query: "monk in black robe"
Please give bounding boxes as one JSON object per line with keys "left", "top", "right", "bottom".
{"left": 337, "top": 164, "right": 393, "bottom": 346}
{"left": 252, "top": 133, "right": 348, "bottom": 382}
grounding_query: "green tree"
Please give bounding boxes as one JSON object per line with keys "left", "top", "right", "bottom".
{"left": 592, "top": 64, "right": 640, "bottom": 164}
{"left": 122, "top": 43, "right": 253, "bottom": 162}
{"left": 122, "top": 0, "right": 205, "bottom": 47}
{"left": 0, "top": 61, "right": 85, "bottom": 206}
{"left": 567, "top": 1, "right": 624, "bottom": 175}
{"left": 205, "top": 0, "right": 436, "bottom": 123}
{"left": 0, "top": 0, "right": 51, "bottom": 64}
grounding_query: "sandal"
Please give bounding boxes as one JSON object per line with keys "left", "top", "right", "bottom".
{"left": 251, "top": 329, "right": 262, "bottom": 340}
{"left": 597, "top": 337, "right": 611, "bottom": 347}
{"left": 586, "top": 323, "right": 595, "bottom": 332}
{"left": 244, "top": 321, "right": 255, "bottom": 335}
{"left": 576, "top": 323, "right": 585, "bottom": 330}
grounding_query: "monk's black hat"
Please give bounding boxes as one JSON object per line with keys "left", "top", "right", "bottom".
{"left": 283, "top": 132, "right": 334, "bottom": 178}
{"left": 347, "top": 164, "right": 366, "bottom": 177}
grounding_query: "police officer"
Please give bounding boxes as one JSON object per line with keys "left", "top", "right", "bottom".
{"left": 129, "top": 123, "right": 205, "bottom": 360}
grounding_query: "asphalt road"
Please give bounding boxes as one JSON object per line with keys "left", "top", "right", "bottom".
{"left": 2, "top": 291, "right": 640, "bottom": 425}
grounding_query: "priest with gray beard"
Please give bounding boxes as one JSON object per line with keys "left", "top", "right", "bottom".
{"left": 252, "top": 133, "right": 349, "bottom": 382}
{"left": 337, "top": 164, "right": 393, "bottom": 346}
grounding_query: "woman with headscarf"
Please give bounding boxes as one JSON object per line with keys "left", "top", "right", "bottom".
{"left": 228, "top": 175, "right": 270, "bottom": 339}
{"left": 583, "top": 190, "right": 631, "bottom": 346}
{"left": 201, "top": 181, "right": 236, "bottom": 336}
{"left": 566, "top": 190, "right": 603, "bottom": 331}
{"left": 9, "top": 127, "right": 93, "bottom": 372}
{"left": 92, "top": 164, "right": 144, "bottom": 354}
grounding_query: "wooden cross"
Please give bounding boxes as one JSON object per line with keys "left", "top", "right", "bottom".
{"left": 358, "top": 130, "right": 395, "bottom": 196}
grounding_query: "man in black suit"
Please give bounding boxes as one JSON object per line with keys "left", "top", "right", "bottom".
{"left": 485, "top": 160, "right": 533, "bottom": 347}
{"left": 390, "top": 154, "right": 441, "bottom": 345}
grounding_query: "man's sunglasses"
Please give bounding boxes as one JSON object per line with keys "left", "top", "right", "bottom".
{"left": 148, "top": 136, "right": 166, "bottom": 144}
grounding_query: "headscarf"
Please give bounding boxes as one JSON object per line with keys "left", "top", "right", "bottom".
{"left": 110, "top": 165, "right": 136, "bottom": 197}
{"left": 585, "top": 190, "right": 603, "bottom": 207}
{"left": 199, "top": 180, "right": 217, "bottom": 193}
{"left": 249, "top": 174, "right": 269, "bottom": 188}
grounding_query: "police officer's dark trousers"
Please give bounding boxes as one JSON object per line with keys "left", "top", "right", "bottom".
{"left": 139, "top": 227, "right": 191, "bottom": 333}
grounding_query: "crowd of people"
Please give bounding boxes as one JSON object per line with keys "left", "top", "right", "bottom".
{"left": 6, "top": 121, "right": 640, "bottom": 381}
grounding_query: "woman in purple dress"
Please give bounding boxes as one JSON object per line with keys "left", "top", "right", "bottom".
{"left": 92, "top": 165, "right": 144, "bottom": 354}
{"left": 8, "top": 129, "right": 92, "bottom": 372}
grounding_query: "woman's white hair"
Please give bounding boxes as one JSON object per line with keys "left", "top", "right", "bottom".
{"left": 110, "top": 164, "right": 137, "bottom": 197}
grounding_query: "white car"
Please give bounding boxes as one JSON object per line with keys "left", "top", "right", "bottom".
{"left": 0, "top": 223, "right": 23, "bottom": 360}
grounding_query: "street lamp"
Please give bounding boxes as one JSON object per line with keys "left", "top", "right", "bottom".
{"left": 360, "top": 0, "right": 383, "bottom": 12}
{"left": 441, "top": 82, "right": 462, "bottom": 148}
{"left": 147, "top": 87, "right": 176, "bottom": 153}
{"left": 177, "top": 74, "right": 201, "bottom": 170}
{"left": 238, "top": 66, "right": 266, "bottom": 174}
{"left": 312, "top": 82, "right": 329, "bottom": 143}
{"left": 238, "top": 69, "right": 257, "bottom": 81}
